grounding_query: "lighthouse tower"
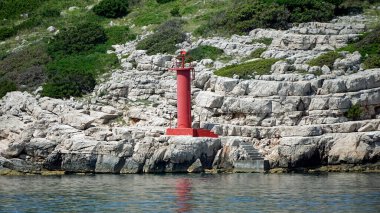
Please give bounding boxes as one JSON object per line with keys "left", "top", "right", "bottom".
{"left": 166, "top": 50, "right": 218, "bottom": 138}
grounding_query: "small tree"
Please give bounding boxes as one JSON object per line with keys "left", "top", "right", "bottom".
{"left": 48, "top": 22, "right": 107, "bottom": 55}
{"left": 93, "top": 0, "right": 130, "bottom": 18}
{"left": 346, "top": 104, "right": 363, "bottom": 120}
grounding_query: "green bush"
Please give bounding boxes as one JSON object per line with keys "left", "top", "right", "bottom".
{"left": 42, "top": 73, "right": 96, "bottom": 98}
{"left": 308, "top": 51, "right": 341, "bottom": 68}
{"left": 249, "top": 48, "right": 267, "bottom": 58}
{"left": 105, "top": 26, "right": 136, "bottom": 44}
{"left": 346, "top": 103, "right": 363, "bottom": 120}
{"left": 0, "top": 79, "right": 17, "bottom": 98}
{"left": 0, "top": 27, "right": 16, "bottom": 41}
{"left": 363, "top": 55, "right": 380, "bottom": 69}
{"left": 355, "top": 26, "right": 380, "bottom": 56}
{"left": 136, "top": 19, "right": 186, "bottom": 55}
{"left": 276, "top": 0, "right": 335, "bottom": 23}
{"left": 170, "top": 6, "right": 181, "bottom": 17}
{"left": 226, "top": 1, "right": 290, "bottom": 34}
{"left": 13, "top": 17, "right": 42, "bottom": 31}
{"left": 157, "top": 0, "right": 177, "bottom": 4}
{"left": 43, "top": 52, "right": 118, "bottom": 98}
{"left": 186, "top": 46, "right": 224, "bottom": 62}
{"left": 46, "top": 53, "right": 118, "bottom": 77}
{"left": 41, "top": 8, "right": 61, "bottom": 18}
{"left": 48, "top": 22, "right": 107, "bottom": 56}
{"left": 214, "top": 58, "right": 279, "bottom": 79}
{"left": 93, "top": 0, "right": 129, "bottom": 18}
{"left": 0, "top": 0, "right": 41, "bottom": 19}
{"left": 196, "top": 0, "right": 359, "bottom": 36}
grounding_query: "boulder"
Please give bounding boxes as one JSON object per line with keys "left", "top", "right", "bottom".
{"left": 25, "top": 138, "right": 58, "bottom": 158}
{"left": 195, "top": 91, "right": 224, "bottom": 108}
{"left": 61, "top": 112, "right": 95, "bottom": 130}
{"left": 187, "top": 158, "right": 204, "bottom": 173}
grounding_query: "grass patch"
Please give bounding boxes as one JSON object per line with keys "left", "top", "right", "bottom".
{"left": 0, "top": 43, "right": 50, "bottom": 90}
{"left": 308, "top": 51, "right": 341, "bottom": 68}
{"left": 248, "top": 38, "right": 273, "bottom": 45}
{"left": 249, "top": 48, "right": 267, "bottom": 58}
{"left": 186, "top": 45, "right": 224, "bottom": 62}
{"left": 214, "top": 59, "right": 279, "bottom": 79}
{"left": 363, "top": 55, "right": 380, "bottom": 69}
{"left": 105, "top": 26, "right": 136, "bottom": 44}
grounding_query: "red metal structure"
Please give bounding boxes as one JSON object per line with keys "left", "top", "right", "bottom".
{"left": 166, "top": 50, "right": 218, "bottom": 138}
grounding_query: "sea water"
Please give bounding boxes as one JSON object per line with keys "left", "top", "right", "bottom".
{"left": 0, "top": 173, "right": 380, "bottom": 212}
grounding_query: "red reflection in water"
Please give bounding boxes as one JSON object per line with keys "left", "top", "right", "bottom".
{"left": 175, "top": 178, "right": 193, "bottom": 213}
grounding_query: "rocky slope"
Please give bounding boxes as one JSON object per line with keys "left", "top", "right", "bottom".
{"left": 1, "top": 15, "right": 380, "bottom": 174}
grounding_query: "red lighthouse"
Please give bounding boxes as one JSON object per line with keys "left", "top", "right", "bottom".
{"left": 166, "top": 50, "right": 218, "bottom": 138}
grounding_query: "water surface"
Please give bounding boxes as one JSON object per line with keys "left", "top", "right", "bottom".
{"left": 1, "top": 173, "right": 380, "bottom": 212}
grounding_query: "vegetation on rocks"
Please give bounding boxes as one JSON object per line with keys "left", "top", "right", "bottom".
{"left": 214, "top": 59, "right": 279, "bottom": 78}
{"left": 186, "top": 46, "right": 224, "bottom": 62}
{"left": 196, "top": 0, "right": 373, "bottom": 36}
{"left": 43, "top": 22, "right": 120, "bottom": 98}
{"left": 339, "top": 25, "right": 380, "bottom": 69}
{"left": 249, "top": 48, "right": 267, "bottom": 59}
{"left": 346, "top": 103, "right": 364, "bottom": 120}
{"left": 0, "top": 80, "right": 17, "bottom": 98}
{"left": 308, "top": 51, "right": 341, "bottom": 68}
{"left": 48, "top": 23, "right": 107, "bottom": 56}
{"left": 0, "top": 43, "right": 50, "bottom": 93}
{"left": 136, "top": 19, "right": 186, "bottom": 55}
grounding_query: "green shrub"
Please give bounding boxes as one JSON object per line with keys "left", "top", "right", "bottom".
{"left": 46, "top": 53, "right": 118, "bottom": 78}
{"left": 0, "top": 0, "right": 41, "bottom": 19}
{"left": 335, "top": 0, "right": 365, "bottom": 16}
{"left": 363, "top": 55, "right": 380, "bottom": 69}
{"left": 41, "top": 8, "right": 61, "bottom": 18}
{"left": 13, "top": 17, "right": 42, "bottom": 31}
{"left": 214, "top": 58, "right": 279, "bottom": 79}
{"left": 93, "top": 0, "right": 129, "bottom": 18}
{"left": 0, "top": 79, "right": 17, "bottom": 98}
{"left": 42, "top": 72, "right": 96, "bottom": 98}
{"left": 346, "top": 103, "right": 363, "bottom": 120}
{"left": 48, "top": 22, "right": 107, "bottom": 56}
{"left": 355, "top": 26, "right": 380, "bottom": 56}
{"left": 136, "top": 19, "right": 186, "bottom": 55}
{"left": 227, "top": 1, "right": 290, "bottom": 34}
{"left": 105, "top": 26, "right": 136, "bottom": 44}
{"left": 186, "top": 45, "right": 224, "bottom": 62}
{"left": 157, "top": 0, "right": 177, "bottom": 4}
{"left": 0, "top": 27, "right": 16, "bottom": 41}
{"left": 249, "top": 48, "right": 267, "bottom": 58}
{"left": 308, "top": 51, "right": 341, "bottom": 68}
{"left": 170, "top": 6, "right": 181, "bottom": 17}
{"left": 276, "top": 0, "right": 335, "bottom": 23}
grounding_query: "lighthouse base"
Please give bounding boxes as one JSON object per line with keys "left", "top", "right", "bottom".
{"left": 166, "top": 128, "right": 218, "bottom": 138}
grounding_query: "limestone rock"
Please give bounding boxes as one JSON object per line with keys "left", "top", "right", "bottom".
{"left": 195, "top": 91, "right": 224, "bottom": 108}
{"left": 187, "top": 158, "right": 204, "bottom": 173}
{"left": 61, "top": 112, "right": 95, "bottom": 130}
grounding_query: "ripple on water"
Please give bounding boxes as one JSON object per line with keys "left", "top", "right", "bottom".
{"left": 0, "top": 173, "right": 380, "bottom": 212}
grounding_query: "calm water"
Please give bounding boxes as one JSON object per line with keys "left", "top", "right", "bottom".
{"left": 0, "top": 173, "right": 380, "bottom": 213}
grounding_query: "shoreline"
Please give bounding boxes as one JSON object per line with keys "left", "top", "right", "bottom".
{"left": 2, "top": 163, "right": 380, "bottom": 176}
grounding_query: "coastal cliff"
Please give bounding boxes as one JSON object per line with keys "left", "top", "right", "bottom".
{"left": 1, "top": 13, "right": 380, "bottom": 174}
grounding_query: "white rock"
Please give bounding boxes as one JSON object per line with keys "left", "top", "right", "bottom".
{"left": 195, "top": 91, "right": 224, "bottom": 108}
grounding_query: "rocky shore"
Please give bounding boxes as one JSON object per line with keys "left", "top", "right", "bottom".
{"left": 1, "top": 15, "right": 379, "bottom": 175}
